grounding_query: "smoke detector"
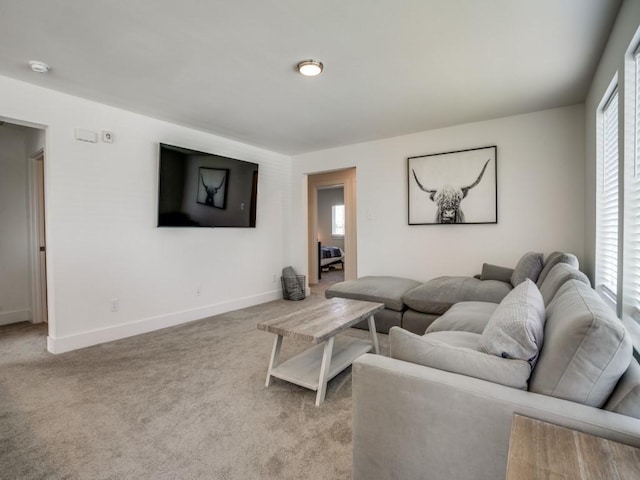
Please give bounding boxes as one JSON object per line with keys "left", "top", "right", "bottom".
{"left": 29, "top": 61, "right": 50, "bottom": 73}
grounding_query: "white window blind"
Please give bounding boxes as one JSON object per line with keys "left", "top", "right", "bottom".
{"left": 596, "top": 87, "right": 619, "bottom": 302}
{"left": 624, "top": 54, "right": 640, "bottom": 323}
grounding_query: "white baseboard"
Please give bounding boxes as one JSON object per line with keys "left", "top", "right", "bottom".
{"left": 47, "top": 289, "right": 282, "bottom": 354}
{"left": 0, "top": 309, "right": 32, "bottom": 326}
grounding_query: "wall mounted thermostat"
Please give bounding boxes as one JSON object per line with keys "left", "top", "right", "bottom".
{"left": 102, "top": 131, "right": 114, "bottom": 143}
{"left": 74, "top": 128, "right": 97, "bottom": 143}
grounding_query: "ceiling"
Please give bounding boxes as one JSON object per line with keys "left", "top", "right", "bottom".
{"left": 0, "top": 1, "right": 622, "bottom": 155}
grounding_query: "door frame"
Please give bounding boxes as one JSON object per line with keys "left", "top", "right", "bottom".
{"left": 27, "top": 148, "right": 47, "bottom": 324}
{"left": 307, "top": 168, "right": 357, "bottom": 284}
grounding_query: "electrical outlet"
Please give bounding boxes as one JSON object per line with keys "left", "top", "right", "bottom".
{"left": 196, "top": 285, "right": 201, "bottom": 296}
{"left": 110, "top": 298, "right": 119, "bottom": 312}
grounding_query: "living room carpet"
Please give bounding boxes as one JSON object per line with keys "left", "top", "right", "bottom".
{"left": 0, "top": 290, "right": 389, "bottom": 480}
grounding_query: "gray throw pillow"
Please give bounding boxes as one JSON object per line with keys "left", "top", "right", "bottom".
{"left": 478, "top": 279, "right": 545, "bottom": 367}
{"left": 510, "top": 252, "right": 544, "bottom": 286}
{"left": 480, "top": 263, "right": 514, "bottom": 283}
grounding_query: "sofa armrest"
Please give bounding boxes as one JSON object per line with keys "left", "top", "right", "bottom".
{"left": 352, "top": 354, "right": 640, "bottom": 480}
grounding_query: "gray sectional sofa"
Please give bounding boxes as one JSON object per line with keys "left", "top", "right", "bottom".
{"left": 350, "top": 258, "right": 640, "bottom": 480}
{"left": 326, "top": 251, "right": 576, "bottom": 334}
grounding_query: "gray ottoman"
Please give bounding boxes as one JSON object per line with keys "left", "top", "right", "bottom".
{"left": 325, "top": 276, "right": 422, "bottom": 333}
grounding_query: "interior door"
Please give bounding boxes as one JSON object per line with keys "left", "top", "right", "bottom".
{"left": 34, "top": 153, "right": 47, "bottom": 323}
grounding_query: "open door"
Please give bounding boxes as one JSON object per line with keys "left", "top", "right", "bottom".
{"left": 307, "top": 168, "right": 357, "bottom": 284}
{"left": 30, "top": 150, "right": 48, "bottom": 324}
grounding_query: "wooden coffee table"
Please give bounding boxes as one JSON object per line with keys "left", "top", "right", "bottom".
{"left": 257, "top": 298, "right": 384, "bottom": 406}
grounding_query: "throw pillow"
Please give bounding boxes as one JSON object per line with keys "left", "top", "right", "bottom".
{"left": 480, "top": 263, "right": 514, "bottom": 283}
{"left": 478, "top": 279, "right": 545, "bottom": 367}
{"left": 510, "top": 252, "right": 544, "bottom": 286}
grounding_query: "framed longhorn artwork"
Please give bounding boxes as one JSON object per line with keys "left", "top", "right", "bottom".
{"left": 408, "top": 146, "right": 497, "bottom": 225}
{"left": 197, "top": 167, "right": 229, "bottom": 209}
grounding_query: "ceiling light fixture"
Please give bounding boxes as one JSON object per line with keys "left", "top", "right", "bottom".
{"left": 29, "top": 60, "right": 50, "bottom": 73}
{"left": 297, "top": 59, "right": 323, "bottom": 77}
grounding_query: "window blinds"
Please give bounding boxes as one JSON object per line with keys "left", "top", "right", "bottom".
{"left": 624, "top": 55, "right": 640, "bottom": 322}
{"left": 597, "top": 88, "right": 618, "bottom": 301}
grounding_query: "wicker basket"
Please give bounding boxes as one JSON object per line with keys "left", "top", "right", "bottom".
{"left": 281, "top": 275, "right": 306, "bottom": 301}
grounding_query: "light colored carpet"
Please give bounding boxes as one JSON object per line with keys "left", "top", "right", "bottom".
{"left": 0, "top": 288, "right": 388, "bottom": 479}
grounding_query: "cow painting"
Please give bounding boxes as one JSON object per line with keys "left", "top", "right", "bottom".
{"left": 200, "top": 172, "right": 226, "bottom": 207}
{"left": 412, "top": 159, "right": 491, "bottom": 224}
{"left": 197, "top": 167, "right": 228, "bottom": 209}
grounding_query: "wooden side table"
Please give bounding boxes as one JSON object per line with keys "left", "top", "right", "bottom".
{"left": 506, "top": 414, "right": 640, "bottom": 479}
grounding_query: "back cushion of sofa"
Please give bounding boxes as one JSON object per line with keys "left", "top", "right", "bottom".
{"left": 604, "top": 357, "right": 640, "bottom": 419}
{"left": 529, "top": 280, "right": 632, "bottom": 407}
{"left": 511, "top": 252, "right": 544, "bottom": 286}
{"left": 536, "top": 251, "right": 579, "bottom": 287}
{"left": 538, "top": 263, "right": 590, "bottom": 306}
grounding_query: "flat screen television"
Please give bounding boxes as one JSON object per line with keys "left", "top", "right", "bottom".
{"left": 157, "top": 143, "right": 258, "bottom": 228}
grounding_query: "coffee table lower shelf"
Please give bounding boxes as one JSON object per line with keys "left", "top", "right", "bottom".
{"left": 268, "top": 336, "right": 373, "bottom": 398}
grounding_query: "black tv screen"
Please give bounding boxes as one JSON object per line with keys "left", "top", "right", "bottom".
{"left": 157, "top": 143, "right": 258, "bottom": 228}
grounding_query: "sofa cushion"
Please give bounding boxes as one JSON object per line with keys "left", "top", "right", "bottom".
{"left": 403, "top": 277, "right": 512, "bottom": 315}
{"left": 352, "top": 308, "right": 403, "bottom": 334}
{"left": 478, "top": 280, "right": 546, "bottom": 367}
{"left": 538, "top": 262, "right": 590, "bottom": 306}
{"left": 325, "top": 276, "right": 421, "bottom": 312}
{"left": 426, "top": 301, "right": 498, "bottom": 335}
{"left": 604, "top": 358, "right": 640, "bottom": 420}
{"left": 389, "top": 328, "right": 531, "bottom": 389}
{"left": 480, "top": 263, "right": 514, "bottom": 283}
{"left": 511, "top": 252, "right": 544, "bottom": 286}
{"left": 536, "top": 251, "right": 579, "bottom": 287}
{"left": 529, "top": 280, "right": 632, "bottom": 407}
{"left": 401, "top": 309, "right": 440, "bottom": 335}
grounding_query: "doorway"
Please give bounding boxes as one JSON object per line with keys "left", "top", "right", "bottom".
{"left": 0, "top": 121, "right": 48, "bottom": 329}
{"left": 317, "top": 185, "right": 345, "bottom": 286}
{"left": 307, "top": 168, "right": 356, "bottom": 288}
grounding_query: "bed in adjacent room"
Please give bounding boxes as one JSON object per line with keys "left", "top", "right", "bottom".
{"left": 318, "top": 245, "right": 344, "bottom": 279}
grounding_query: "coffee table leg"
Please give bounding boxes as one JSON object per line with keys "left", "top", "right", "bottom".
{"left": 315, "top": 336, "right": 335, "bottom": 406}
{"left": 265, "top": 334, "right": 283, "bottom": 387}
{"left": 367, "top": 315, "right": 380, "bottom": 354}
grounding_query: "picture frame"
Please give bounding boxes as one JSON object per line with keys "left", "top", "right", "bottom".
{"left": 197, "top": 167, "right": 229, "bottom": 209}
{"left": 408, "top": 146, "right": 497, "bottom": 225}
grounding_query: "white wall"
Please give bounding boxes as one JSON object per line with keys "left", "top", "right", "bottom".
{"left": 584, "top": 0, "right": 640, "bottom": 281}
{"left": 292, "top": 105, "right": 585, "bottom": 282}
{"left": 0, "top": 125, "right": 31, "bottom": 325}
{"left": 0, "top": 75, "right": 291, "bottom": 353}
{"left": 317, "top": 188, "right": 345, "bottom": 250}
